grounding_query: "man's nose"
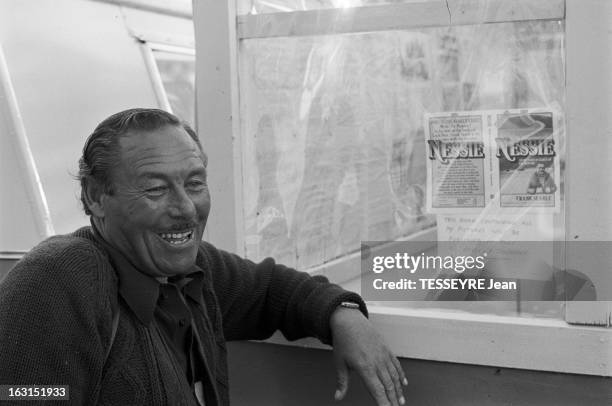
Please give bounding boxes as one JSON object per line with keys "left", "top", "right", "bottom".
{"left": 168, "top": 187, "right": 197, "bottom": 219}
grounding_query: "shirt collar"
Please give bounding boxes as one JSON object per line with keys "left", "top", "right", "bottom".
{"left": 169, "top": 272, "right": 205, "bottom": 305}
{"left": 91, "top": 224, "right": 204, "bottom": 325}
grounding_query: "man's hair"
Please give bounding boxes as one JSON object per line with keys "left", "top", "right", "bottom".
{"left": 78, "top": 108, "right": 202, "bottom": 215}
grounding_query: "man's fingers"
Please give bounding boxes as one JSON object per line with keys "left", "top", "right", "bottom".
{"left": 334, "top": 361, "right": 349, "bottom": 401}
{"left": 386, "top": 359, "right": 405, "bottom": 405}
{"left": 361, "top": 369, "right": 391, "bottom": 406}
{"left": 378, "top": 367, "right": 400, "bottom": 406}
{"left": 390, "top": 354, "right": 408, "bottom": 386}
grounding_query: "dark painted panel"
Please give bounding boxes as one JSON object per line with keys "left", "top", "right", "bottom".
{"left": 227, "top": 341, "right": 612, "bottom": 406}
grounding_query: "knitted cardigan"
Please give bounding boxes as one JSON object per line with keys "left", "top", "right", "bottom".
{"left": 0, "top": 227, "right": 366, "bottom": 405}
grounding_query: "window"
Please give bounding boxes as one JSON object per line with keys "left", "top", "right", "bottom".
{"left": 141, "top": 42, "right": 196, "bottom": 126}
{"left": 0, "top": 47, "right": 53, "bottom": 259}
{"left": 195, "top": 0, "right": 611, "bottom": 376}
{"left": 0, "top": 1, "right": 196, "bottom": 244}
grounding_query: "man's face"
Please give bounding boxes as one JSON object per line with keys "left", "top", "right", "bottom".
{"left": 97, "top": 125, "right": 210, "bottom": 277}
{"left": 537, "top": 164, "right": 545, "bottom": 174}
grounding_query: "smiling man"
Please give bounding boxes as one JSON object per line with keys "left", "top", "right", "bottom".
{"left": 86, "top": 122, "right": 210, "bottom": 278}
{"left": 0, "top": 109, "right": 406, "bottom": 406}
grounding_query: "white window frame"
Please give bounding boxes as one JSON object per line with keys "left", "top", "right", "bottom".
{"left": 194, "top": 0, "right": 612, "bottom": 377}
{"left": 0, "top": 44, "right": 54, "bottom": 260}
{"left": 113, "top": 0, "right": 196, "bottom": 116}
{"left": 138, "top": 38, "right": 196, "bottom": 114}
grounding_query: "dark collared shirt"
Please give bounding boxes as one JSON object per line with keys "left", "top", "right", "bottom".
{"left": 92, "top": 227, "right": 207, "bottom": 404}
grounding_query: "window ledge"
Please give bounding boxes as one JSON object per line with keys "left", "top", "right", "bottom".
{"left": 264, "top": 305, "right": 612, "bottom": 377}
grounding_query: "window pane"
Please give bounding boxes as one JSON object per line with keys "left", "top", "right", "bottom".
{"left": 152, "top": 50, "right": 196, "bottom": 127}
{"left": 238, "top": 20, "right": 566, "bottom": 318}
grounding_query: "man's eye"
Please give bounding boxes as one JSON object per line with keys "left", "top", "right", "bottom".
{"left": 187, "top": 180, "right": 206, "bottom": 190}
{"left": 145, "top": 186, "right": 167, "bottom": 196}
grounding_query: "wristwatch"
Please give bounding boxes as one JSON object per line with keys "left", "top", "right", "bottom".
{"left": 339, "top": 301, "right": 360, "bottom": 310}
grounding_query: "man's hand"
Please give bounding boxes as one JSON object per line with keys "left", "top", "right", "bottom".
{"left": 330, "top": 307, "right": 407, "bottom": 405}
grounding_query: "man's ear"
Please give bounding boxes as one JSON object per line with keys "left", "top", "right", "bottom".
{"left": 83, "top": 180, "right": 108, "bottom": 218}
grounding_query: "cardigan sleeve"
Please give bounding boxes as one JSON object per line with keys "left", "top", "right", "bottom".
{"left": 198, "top": 242, "right": 367, "bottom": 344}
{"left": 0, "top": 236, "right": 117, "bottom": 405}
